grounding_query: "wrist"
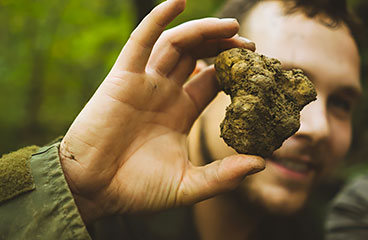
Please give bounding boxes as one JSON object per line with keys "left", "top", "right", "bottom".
{"left": 58, "top": 140, "right": 104, "bottom": 225}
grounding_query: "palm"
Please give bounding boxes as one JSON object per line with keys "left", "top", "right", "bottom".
{"left": 97, "top": 72, "right": 199, "bottom": 212}
{"left": 59, "top": 0, "right": 264, "bottom": 223}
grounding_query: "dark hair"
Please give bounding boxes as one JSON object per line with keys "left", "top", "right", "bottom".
{"left": 217, "top": 0, "right": 362, "bottom": 46}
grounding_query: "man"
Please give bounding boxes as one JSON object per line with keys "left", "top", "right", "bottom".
{"left": 188, "top": 0, "right": 361, "bottom": 239}
{"left": 0, "top": 0, "right": 361, "bottom": 239}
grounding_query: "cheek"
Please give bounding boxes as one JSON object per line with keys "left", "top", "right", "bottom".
{"left": 332, "top": 119, "right": 351, "bottom": 158}
{"left": 326, "top": 117, "right": 352, "bottom": 166}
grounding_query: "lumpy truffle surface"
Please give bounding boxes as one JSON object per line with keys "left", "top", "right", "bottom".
{"left": 215, "top": 48, "right": 317, "bottom": 157}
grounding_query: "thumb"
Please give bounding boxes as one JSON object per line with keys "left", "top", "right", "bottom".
{"left": 177, "top": 155, "right": 265, "bottom": 206}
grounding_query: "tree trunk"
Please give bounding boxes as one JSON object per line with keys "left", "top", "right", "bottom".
{"left": 134, "top": 0, "right": 156, "bottom": 26}
{"left": 21, "top": 1, "right": 70, "bottom": 146}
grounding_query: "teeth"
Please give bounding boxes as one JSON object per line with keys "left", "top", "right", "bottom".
{"left": 276, "top": 159, "right": 310, "bottom": 173}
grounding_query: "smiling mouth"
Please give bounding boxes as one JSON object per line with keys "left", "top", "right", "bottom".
{"left": 270, "top": 157, "right": 315, "bottom": 174}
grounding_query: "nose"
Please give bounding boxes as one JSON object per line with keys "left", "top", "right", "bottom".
{"left": 296, "top": 96, "right": 330, "bottom": 144}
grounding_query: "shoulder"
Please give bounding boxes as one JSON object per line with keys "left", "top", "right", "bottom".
{"left": 331, "top": 174, "right": 368, "bottom": 210}
{"left": 325, "top": 174, "right": 368, "bottom": 240}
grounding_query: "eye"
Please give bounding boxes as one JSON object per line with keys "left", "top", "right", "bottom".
{"left": 328, "top": 95, "right": 353, "bottom": 119}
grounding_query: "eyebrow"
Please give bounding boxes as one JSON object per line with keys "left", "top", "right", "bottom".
{"left": 337, "top": 85, "right": 362, "bottom": 102}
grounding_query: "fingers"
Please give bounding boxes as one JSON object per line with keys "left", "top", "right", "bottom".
{"left": 167, "top": 35, "right": 254, "bottom": 85}
{"left": 147, "top": 17, "right": 240, "bottom": 77}
{"left": 178, "top": 155, "right": 265, "bottom": 206}
{"left": 183, "top": 65, "right": 218, "bottom": 119}
{"left": 112, "top": 0, "right": 186, "bottom": 73}
{"left": 168, "top": 58, "right": 208, "bottom": 84}
{"left": 190, "top": 35, "right": 256, "bottom": 59}
{"left": 167, "top": 54, "right": 197, "bottom": 84}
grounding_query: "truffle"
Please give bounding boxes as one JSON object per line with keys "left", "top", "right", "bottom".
{"left": 215, "top": 48, "right": 317, "bottom": 157}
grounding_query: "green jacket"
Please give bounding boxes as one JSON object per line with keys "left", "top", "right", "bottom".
{"left": 0, "top": 140, "right": 90, "bottom": 240}
{"left": 325, "top": 174, "right": 368, "bottom": 240}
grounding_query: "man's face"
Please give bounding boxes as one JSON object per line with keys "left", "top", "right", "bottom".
{"left": 193, "top": 1, "right": 361, "bottom": 214}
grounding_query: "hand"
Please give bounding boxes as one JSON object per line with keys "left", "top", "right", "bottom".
{"left": 59, "top": 0, "right": 264, "bottom": 224}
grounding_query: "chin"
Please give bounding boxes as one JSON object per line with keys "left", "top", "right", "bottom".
{"left": 235, "top": 176, "right": 310, "bottom": 216}
{"left": 262, "top": 191, "right": 308, "bottom": 216}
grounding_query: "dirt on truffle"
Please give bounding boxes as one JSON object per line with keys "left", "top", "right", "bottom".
{"left": 215, "top": 48, "right": 317, "bottom": 158}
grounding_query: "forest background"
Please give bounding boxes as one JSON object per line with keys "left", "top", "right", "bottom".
{"left": 1, "top": 0, "right": 367, "bottom": 180}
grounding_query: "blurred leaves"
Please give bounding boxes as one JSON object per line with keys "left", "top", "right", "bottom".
{"left": 0, "top": 0, "right": 225, "bottom": 153}
{"left": 0, "top": 0, "right": 136, "bottom": 151}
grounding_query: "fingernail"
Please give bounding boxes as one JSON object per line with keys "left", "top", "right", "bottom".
{"left": 236, "top": 35, "right": 254, "bottom": 44}
{"left": 236, "top": 35, "right": 256, "bottom": 50}
{"left": 221, "top": 18, "right": 238, "bottom": 23}
{"left": 248, "top": 165, "right": 265, "bottom": 175}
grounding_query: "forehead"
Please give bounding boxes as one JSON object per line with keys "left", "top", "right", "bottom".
{"left": 240, "top": 1, "right": 361, "bottom": 93}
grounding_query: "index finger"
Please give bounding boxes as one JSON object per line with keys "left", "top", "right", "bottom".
{"left": 113, "top": 0, "right": 186, "bottom": 73}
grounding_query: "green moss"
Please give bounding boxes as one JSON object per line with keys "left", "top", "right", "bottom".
{"left": 0, "top": 145, "right": 39, "bottom": 203}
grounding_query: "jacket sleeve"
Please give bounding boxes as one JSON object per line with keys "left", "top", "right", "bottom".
{"left": 325, "top": 174, "right": 368, "bottom": 240}
{"left": 0, "top": 140, "right": 91, "bottom": 240}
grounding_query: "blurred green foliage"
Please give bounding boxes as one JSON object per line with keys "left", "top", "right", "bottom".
{"left": 0, "top": 0, "right": 226, "bottom": 153}
{"left": 0, "top": 0, "right": 137, "bottom": 152}
{"left": 0, "top": 0, "right": 367, "bottom": 182}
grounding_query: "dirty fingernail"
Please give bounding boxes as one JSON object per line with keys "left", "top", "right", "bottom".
{"left": 221, "top": 18, "right": 238, "bottom": 23}
{"left": 236, "top": 36, "right": 256, "bottom": 50}
{"left": 236, "top": 35, "right": 254, "bottom": 44}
